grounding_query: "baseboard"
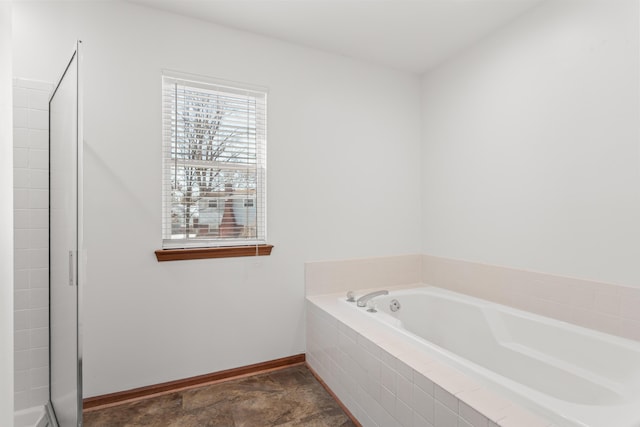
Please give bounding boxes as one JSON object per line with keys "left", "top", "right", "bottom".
{"left": 306, "top": 363, "right": 362, "bottom": 427}
{"left": 83, "top": 354, "right": 305, "bottom": 411}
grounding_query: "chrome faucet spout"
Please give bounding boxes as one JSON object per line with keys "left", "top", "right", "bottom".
{"left": 356, "top": 290, "right": 389, "bottom": 307}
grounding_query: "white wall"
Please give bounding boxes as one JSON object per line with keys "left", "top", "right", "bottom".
{"left": 12, "top": 1, "right": 422, "bottom": 397}
{"left": 0, "top": 3, "right": 14, "bottom": 425}
{"left": 421, "top": 0, "right": 640, "bottom": 287}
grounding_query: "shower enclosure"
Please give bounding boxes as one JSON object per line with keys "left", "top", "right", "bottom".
{"left": 46, "top": 41, "right": 83, "bottom": 427}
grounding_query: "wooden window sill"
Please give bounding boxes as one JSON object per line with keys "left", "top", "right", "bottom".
{"left": 155, "top": 244, "right": 274, "bottom": 262}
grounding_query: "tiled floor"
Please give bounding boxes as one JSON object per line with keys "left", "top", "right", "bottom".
{"left": 83, "top": 364, "right": 357, "bottom": 427}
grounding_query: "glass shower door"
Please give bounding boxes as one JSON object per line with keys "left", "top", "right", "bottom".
{"left": 49, "top": 41, "right": 82, "bottom": 427}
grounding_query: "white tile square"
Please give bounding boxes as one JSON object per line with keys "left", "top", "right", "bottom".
{"left": 359, "top": 384, "right": 381, "bottom": 424}
{"left": 413, "top": 383, "right": 434, "bottom": 423}
{"left": 14, "top": 269, "right": 29, "bottom": 290}
{"left": 14, "top": 128, "right": 29, "bottom": 148}
{"left": 29, "top": 129, "right": 48, "bottom": 149}
{"left": 28, "top": 248, "right": 48, "bottom": 269}
{"left": 28, "top": 90, "right": 49, "bottom": 110}
{"left": 14, "top": 209, "right": 30, "bottom": 229}
{"left": 14, "top": 391, "right": 30, "bottom": 411}
{"left": 459, "top": 418, "right": 473, "bottom": 427}
{"left": 395, "top": 397, "right": 413, "bottom": 427}
{"left": 30, "top": 386, "right": 49, "bottom": 407}
{"left": 30, "top": 366, "right": 49, "bottom": 388}
{"left": 621, "top": 293, "right": 640, "bottom": 322}
{"left": 459, "top": 401, "right": 489, "bottom": 427}
{"left": 30, "top": 169, "right": 48, "bottom": 190}
{"left": 29, "top": 149, "right": 48, "bottom": 170}
{"left": 29, "top": 189, "right": 48, "bottom": 209}
{"left": 14, "top": 290, "right": 29, "bottom": 310}
{"left": 14, "top": 229, "right": 29, "bottom": 249}
{"left": 28, "top": 109, "right": 48, "bottom": 130}
{"left": 413, "top": 410, "right": 434, "bottom": 427}
{"left": 16, "top": 79, "right": 52, "bottom": 91}
{"left": 30, "top": 328, "right": 48, "bottom": 348}
{"left": 13, "top": 168, "right": 30, "bottom": 189}
{"left": 30, "top": 347, "right": 49, "bottom": 368}
{"left": 380, "top": 383, "right": 396, "bottom": 417}
{"left": 28, "top": 229, "right": 48, "bottom": 249}
{"left": 14, "top": 87, "right": 28, "bottom": 108}
{"left": 13, "top": 107, "right": 28, "bottom": 128}
{"left": 381, "top": 359, "right": 397, "bottom": 393}
{"left": 29, "top": 209, "right": 48, "bottom": 229}
{"left": 14, "top": 350, "right": 30, "bottom": 371}
{"left": 434, "top": 400, "right": 458, "bottom": 427}
{"left": 396, "top": 371, "right": 413, "bottom": 406}
{"left": 14, "top": 249, "right": 29, "bottom": 270}
{"left": 15, "top": 369, "right": 29, "bottom": 392}
{"left": 29, "top": 288, "right": 48, "bottom": 310}
{"left": 435, "top": 384, "right": 458, "bottom": 412}
{"left": 30, "top": 308, "right": 48, "bottom": 329}
{"left": 396, "top": 359, "right": 413, "bottom": 380}
{"left": 30, "top": 268, "right": 49, "bottom": 288}
{"left": 14, "top": 329, "right": 30, "bottom": 351}
{"left": 593, "top": 291, "right": 621, "bottom": 316}
{"left": 414, "top": 370, "right": 434, "bottom": 396}
{"left": 14, "top": 310, "right": 29, "bottom": 330}
{"left": 14, "top": 188, "right": 29, "bottom": 209}
{"left": 366, "top": 369, "right": 382, "bottom": 404}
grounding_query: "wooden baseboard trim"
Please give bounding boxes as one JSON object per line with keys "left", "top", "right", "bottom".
{"left": 306, "top": 363, "right": 362, "bottom": 427}
{"left": 83, "top": 354, "right": 305, "bottom": 411}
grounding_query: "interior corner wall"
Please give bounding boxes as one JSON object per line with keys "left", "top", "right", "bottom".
{"left": 420, "top": 0, "right": 640, "bottom": 287}
{"left": 12, "top": 1, "right": 422, "bottom": 397}
{"left": 0, "top": 3, "right": 14, "bottom": 426}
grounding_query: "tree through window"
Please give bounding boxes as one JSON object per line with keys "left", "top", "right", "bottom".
{"left": 162, "top": 73, "right": 267, "bottom": 248}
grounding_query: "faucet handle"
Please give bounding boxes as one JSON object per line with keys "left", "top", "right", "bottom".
{"left": 366, "top": 300, "right": 377, "bottom": 313}
{"left": 346, "top": 290, "right": 356, "bottom": 302}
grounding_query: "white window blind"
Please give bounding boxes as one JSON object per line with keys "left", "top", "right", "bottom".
{"left": 162, "top": 72, "right": 267, "bottom": 248}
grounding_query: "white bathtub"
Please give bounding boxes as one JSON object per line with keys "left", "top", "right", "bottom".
{"left": 343, "top": 286, "right": 640, "bottom": 427}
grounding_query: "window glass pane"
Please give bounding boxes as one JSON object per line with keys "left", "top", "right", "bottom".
{"left": 162, "top": 74, "right": 266, "bottom": 248}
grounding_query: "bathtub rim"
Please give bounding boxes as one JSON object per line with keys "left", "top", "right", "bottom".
{"left": 307, "top": 284, "right": 640, "bottom": 427}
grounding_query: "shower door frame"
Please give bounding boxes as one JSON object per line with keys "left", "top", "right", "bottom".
{"left": 46, "top": 40, "right": 84, "bottom": 427}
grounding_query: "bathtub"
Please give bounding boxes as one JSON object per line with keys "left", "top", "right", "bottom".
{"left": 336, "top": 286, "right": 640, "bottom": 427}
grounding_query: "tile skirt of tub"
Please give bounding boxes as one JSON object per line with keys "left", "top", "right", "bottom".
{"left": 306, "top": 300, "right": 553, "bottom": 427}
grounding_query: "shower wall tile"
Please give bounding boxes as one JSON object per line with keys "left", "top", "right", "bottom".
{"left": 28, "top": 129, "right": 48, "bottom": 149}
{"left": 28, "top": 91, "right": 49, "bottom": 110}
{"left": 14, "top": 128, "right": 28, "bottom": 148}
{"left": 13, "top": 78, "right": 53, "bottom": 412}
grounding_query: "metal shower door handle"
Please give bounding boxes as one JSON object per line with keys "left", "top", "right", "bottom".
{"left": 69, "top": 250, "right": 74, "bottom": 286}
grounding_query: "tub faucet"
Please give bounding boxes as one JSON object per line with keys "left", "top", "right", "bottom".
{"left": 357, "top": 290, "right": 389, "bottom": 307}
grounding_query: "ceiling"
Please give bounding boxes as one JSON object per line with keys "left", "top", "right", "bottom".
{"left": 129, "top": 0, "right": 543, "bottom": 74}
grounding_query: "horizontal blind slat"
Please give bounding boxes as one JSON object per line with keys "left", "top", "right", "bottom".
{"left": 162, "top": 74, "right": 267, "bottom": 247}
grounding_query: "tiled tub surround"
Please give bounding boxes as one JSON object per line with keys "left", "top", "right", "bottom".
{"left": 305, "top": 255, "right": 640, "bottom": 426}
{"left": 13, "top": 78, "right": 53, "bottom": 424}
{"left": 306, "top": 293, "right": 552, "bottom": 427}
{"left": 312, "top": 287, "right": 640, "bottom": 426}
{"left": 305, "top": 255, "right": 640, "bottom": 343}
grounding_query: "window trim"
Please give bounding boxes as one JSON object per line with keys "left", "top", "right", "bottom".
{"left": 160, "top": 70, "right": 268, "bottom": 252}
{"left": 155, "top": 244, "right": 273, "bottom": 262}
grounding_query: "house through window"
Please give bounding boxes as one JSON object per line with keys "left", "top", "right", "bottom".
{"left": 161, "top": 72, "right": 267, "bottom": 248}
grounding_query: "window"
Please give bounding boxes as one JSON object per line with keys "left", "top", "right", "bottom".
{"left": 161, "top": 72, "right": 267, "bottom": 250}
